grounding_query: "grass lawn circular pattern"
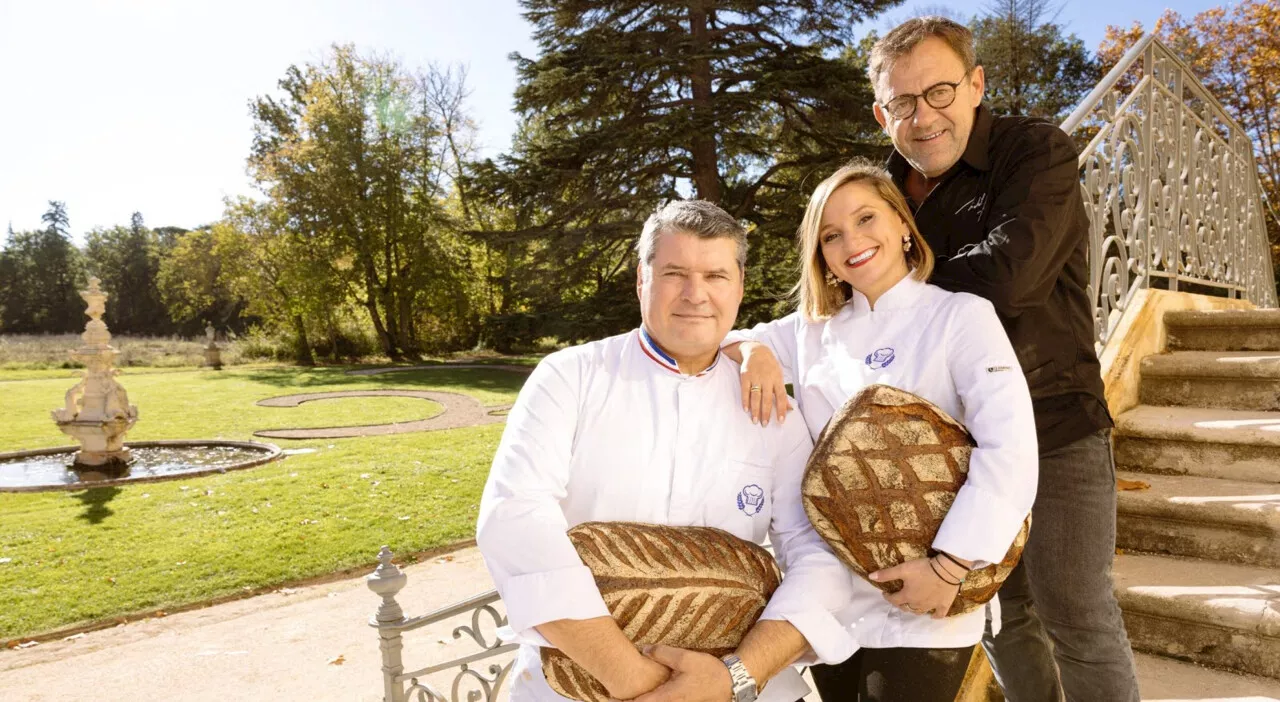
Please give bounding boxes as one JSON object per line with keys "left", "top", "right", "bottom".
{"left": 253, "top": 389, "right": 507, "bottom": 439}
{"left": 0, "top": 364, "right": 529, "bottom": 641}
{"left": 260, "top": 395, "right": 445, "bottom": 429}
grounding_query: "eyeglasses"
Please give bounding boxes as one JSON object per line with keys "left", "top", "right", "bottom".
{"left": 879, "top": 72, "right": 970, "bottom": 121}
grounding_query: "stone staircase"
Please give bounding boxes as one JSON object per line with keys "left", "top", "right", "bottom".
{"left": 1111, "top": 309, "right": 1280, "bottom": 695}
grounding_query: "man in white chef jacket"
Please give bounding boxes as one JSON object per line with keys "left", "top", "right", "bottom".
{"left": 476, "top": 200, "right": 858, "bottom": 702}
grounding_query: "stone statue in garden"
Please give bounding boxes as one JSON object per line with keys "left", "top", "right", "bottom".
{"left": 204, "top": 324, "right": 222, "bottom": 370}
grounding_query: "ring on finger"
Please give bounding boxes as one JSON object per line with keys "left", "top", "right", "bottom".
{"left": 749, "top": 385, "right": 762, "bottom": 393}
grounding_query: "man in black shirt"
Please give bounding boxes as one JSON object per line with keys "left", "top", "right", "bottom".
{"left": 867, "top": 17, "right": 1140, "bottom": 701}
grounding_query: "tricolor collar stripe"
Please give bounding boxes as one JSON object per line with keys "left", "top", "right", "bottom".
{"left": 637, "top": 327, "right": 719, "bottom": 377}
{"left": 639, "top": 326, "right": 681, "bottom": 375}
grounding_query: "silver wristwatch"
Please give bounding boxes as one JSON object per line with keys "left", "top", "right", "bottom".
{"left": 721, "top": 654, "right": 758, "bottom": 702}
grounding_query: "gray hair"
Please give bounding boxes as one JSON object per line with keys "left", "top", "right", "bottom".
{"left": 636, "top": 200, "right": 748, "bottom": 274}
{"left": 868, "top": 16, "right": 977, "bottom": 93}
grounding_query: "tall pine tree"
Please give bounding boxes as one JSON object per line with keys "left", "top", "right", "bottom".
{"left": 476, "top": 0, "right": 899, "bottom": 344}
{"left": 83, "top": 212, "right": 171, "bottom": 334}
{"left": 972, "top": 0, "right": 1097, "bottom": 121}
{"left": 0, "top": 201, "right": 85, "bottom": 333}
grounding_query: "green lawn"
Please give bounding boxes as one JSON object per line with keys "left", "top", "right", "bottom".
{"left": 0, "top": 365, "right": 529, "bottom": 640}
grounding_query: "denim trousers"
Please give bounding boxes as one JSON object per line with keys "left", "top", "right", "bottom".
{"left": 981, "top": 429, "right": 1140, "bottom": 702}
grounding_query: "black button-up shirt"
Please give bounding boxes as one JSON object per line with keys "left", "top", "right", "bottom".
{"left": 889, "top": 104, "right": 1113, "bottom": 453}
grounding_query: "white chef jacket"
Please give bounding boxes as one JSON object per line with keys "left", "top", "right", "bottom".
{"left": 476, "top": 328, "right": 858, "bottom": 702}
{"left": 724, "top": 274, "right": 1038, "bottom": 649}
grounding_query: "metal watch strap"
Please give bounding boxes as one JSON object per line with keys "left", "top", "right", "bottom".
{"left": 721, "top": 654, "right": 758, "bottom": 702}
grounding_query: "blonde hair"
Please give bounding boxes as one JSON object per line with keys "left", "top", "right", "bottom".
{"left": 794, "top": 160, "right": 935, "bottom": 321}
{"left": 868, "top": 16, "right": 976, "bottom": 93}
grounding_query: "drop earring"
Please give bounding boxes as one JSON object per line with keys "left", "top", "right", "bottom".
{"left": 902, "top": 234, "right": 912, "bottom": 253}
{"left": 824, "top": 269, "right": 839, "bottom": 286}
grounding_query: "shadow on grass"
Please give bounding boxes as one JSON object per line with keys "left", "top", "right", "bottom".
{"left": 72, "top": 486, "right": 122, "bottom": 525}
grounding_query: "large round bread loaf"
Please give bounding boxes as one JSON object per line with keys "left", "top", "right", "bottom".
{"left": 801, "top": 384, "right": 1030, "bottom": 616}
{"left": 541, "top": 522, "right": 781, "bottom": 702}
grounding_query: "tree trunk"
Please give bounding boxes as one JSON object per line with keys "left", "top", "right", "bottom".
{"left": 291, "top": 314, "right": 315, "bottom": 366}
{"left": 324, "top": 312, "right": 340, "bottom": 363}
{"left": 396, "top": 283, "right": 418, "bottom": 357}
{"left": 363, "top": 268, "right": 399, "bottom": 360}
{"left": 688, "top": 2, "right": 722, "bottom": 204}
{"left": 380, "top": 284, "right": 403, "bottom": 358}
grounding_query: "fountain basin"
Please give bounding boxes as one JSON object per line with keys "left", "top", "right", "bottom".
{"left": 0, "top": 440, "right": 283, "bottom": 492}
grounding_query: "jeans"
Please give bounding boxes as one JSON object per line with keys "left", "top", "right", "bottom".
{"left": 982, "top": 429, "right": 1140, "bottom": 701}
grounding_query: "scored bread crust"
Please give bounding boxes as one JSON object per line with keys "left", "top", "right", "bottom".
{"left": 801, "top": 384, "right": 1030, "bottom": 616}
{"left": 540, "top": 522, "right": 781, "bottom": 702}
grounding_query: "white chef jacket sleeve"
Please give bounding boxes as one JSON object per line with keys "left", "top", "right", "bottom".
{"left": 722, "top": 312, "right": 802, "bottom": 387}
{"left": 758, "top": 414, "right": 859, "bottom": 666}
{"left": 475, "top": 350, "right": 610, "bottom": 647}
{"left": 931, "top": 294, "right": 1039, "bottom": 567}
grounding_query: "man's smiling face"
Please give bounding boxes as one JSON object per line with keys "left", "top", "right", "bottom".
{"left": 873, "top": 36, "right": 985, "bottom": 179}
{"left": 637, "top": 230, "right": 743, "bottom": 365}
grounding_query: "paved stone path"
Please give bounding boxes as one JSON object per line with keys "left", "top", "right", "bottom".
{"left": 253, "top": 390, "right": 510, "bottom": 440}
{"left": 4, "top": 544, "right": 1276, "bottom": 701}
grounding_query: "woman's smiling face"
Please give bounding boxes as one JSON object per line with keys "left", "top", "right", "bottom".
{"left": 818, "top": 180, "right": 912, "bottom": 306}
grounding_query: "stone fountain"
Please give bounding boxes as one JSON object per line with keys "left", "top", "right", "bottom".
{"left": 51, "top": 277, "right": 139, "bottom": 477}
{"left": 0, "top": 276, "right": 282, "bottom": 492}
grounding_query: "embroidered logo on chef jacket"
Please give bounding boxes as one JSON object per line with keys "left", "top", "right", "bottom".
{"left": 865, "top": 347, "right": 896, "bottom": 370}
{"left": 737, "top": 484, "right": 765, "bottom": 516}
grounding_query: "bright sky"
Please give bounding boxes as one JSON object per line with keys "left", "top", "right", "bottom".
{"left": 0, "top": 0, "right": 1227, "bottom": 241}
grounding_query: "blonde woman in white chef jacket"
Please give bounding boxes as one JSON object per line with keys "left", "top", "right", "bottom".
{"left": 721, "top": 160, "right": 1038, "bottom": 702}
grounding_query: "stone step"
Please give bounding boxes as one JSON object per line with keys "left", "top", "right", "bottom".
{"left": 1135, "top": 651, "right": 1280, "bottom": 700}
{"left": 1166, "top": 309, "right": 1280, "bottom": 352}
{"left": 1114, "top": 405, "right": 1280, "bottom": 484}
{"left": 1115, "top": 471, "right": 1280, "bottom": 567}
{"left": 1115, "top": 552, "right": 1280, "bottom": 682}
{"left": 1140, "top": 351, "right": 1280, "bottom": 411}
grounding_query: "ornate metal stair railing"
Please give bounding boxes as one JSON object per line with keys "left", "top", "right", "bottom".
{"left": 1061, "top": 33, "right": 1278, "bottom": 350}
{"left": 367, "top": 547, "right": 517, "bottom": 702}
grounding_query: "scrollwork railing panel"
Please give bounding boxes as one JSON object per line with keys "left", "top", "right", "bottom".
{"left": 368, "top": 548, "right": 519, "bottom": 702}
{"left": 1063, "top": 34, "right": 1277, "bottom": 353}
{"left": 403, "top": 659, "right": 516, "bottom": 702}
{"left": 393, "top": 598, "right": 517, "bottom": 702}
